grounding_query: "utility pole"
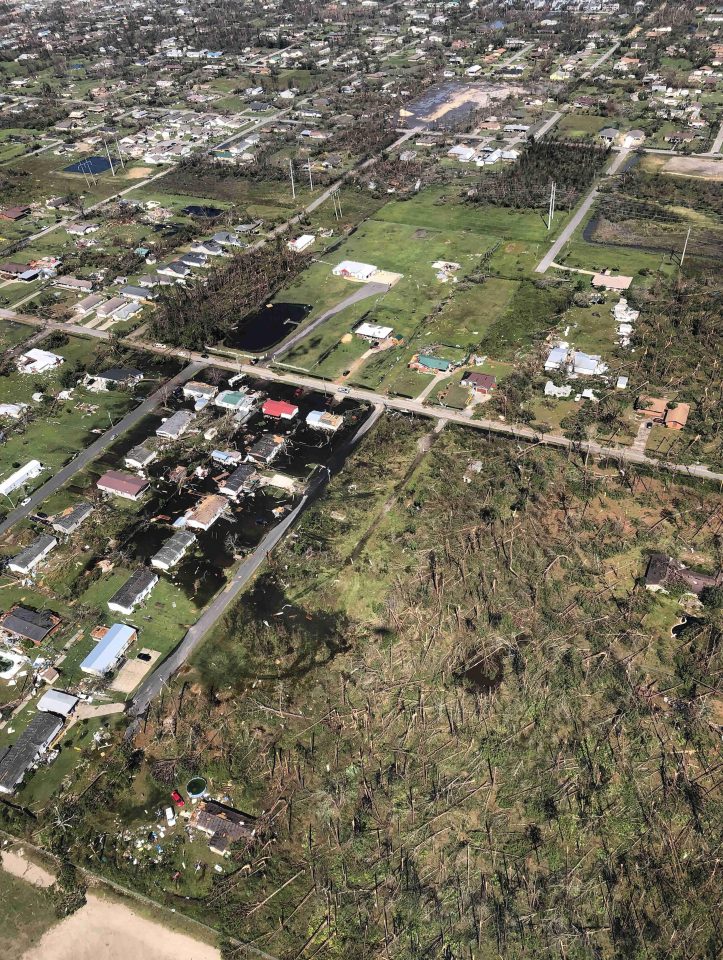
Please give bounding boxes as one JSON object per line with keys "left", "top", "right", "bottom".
{"left": 114, "top": 134, "right": 126, "bottom": 170}
{"left": 547, "top": 180, "right": 556, "bottom": 231}
{"left": 104, "top": 139, "right": 115, "bottom": 176}
{"left": 289, "top": 159, "right": 295, "bottom": 200}
{"left": 307, "top": 161, "right": 314, "bottom": 192}
{"left": 680, "top": 226, "right": 691, "bottom": 267}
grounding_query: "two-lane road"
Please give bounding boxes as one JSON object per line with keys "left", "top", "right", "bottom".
{"left": 129, "top": 403, "right": 385, "bottom": 716}
{"left": 0, "top": 361, "right": 204, "bottom": 538}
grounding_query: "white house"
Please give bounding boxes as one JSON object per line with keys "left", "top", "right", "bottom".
{"left": 0, "top": 460, "right": 43, "bottom": 498}
{"left": 16, "top": 349, "right": 64, "bottom": 375}
{"left": 287, "top": 234, "right": 315, "bottom": 253}
{"left": 355, "top": 321, "right": 393, "bottom": 341}
{"left": 334, "top": 260, "right": 377, "bottom": 282}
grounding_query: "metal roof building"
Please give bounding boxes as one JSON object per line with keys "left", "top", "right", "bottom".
{"left": 8, "top": 534, "right": 57, "bottom": 574}
{"left": 80, "top": 623, "right": 137, "bottom": 677}
{"left": 156, "top": 409, "right": 195, "bottom": 440}
{"left": 37, "top": 689, "right": 79, "bottom": 717}
{"left": 151, "top": 530, "right": 196, "bottom": 571}
{"left": 219, "top": 463, "right": 259, "bottom": 499}
{"left": 0, "top": 712, "right": 63, "bottom": 795}
{"left": 51, "top": 502, "right": 94, "bottom": 535}
{"left": 107, "top": 569, "right": 158, "bottom": 616}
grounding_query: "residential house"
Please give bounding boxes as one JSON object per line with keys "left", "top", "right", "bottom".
{"left": 51, "top": 502, "right": 94, "bottom": 535}
{"left": 107, "top": 569, "right": 158, "bottom": 616}
{"left": 644, "top": 553, "right": 721, "bottom": 596}
{"left": 592, "top": 273, "right": 633, "bottom": 291}
{"left": 184, "top": 382, "right": 218, "bottom": 403}
{"left": 246, "top": 434, "right": 286, "bottom": 465}
{"left": 306, "top": 410, "right": 344, "bottom": 433}
{"left": 80, "top": 622, "right": 138, "bottom": 676}
{"left": 8, "top": 534, "right": 57, "bottom": 575}
{"left": 0, "top": 712, "right": 64, "bottom": 795}
{"left": 262, "top": 399, "right": 298, "bottom": 420}
{"left": 17, "top": 348, "right": 64, "bottom": 374}
{"left": 86, "top": 367, "right": 143, "bottom": 391}
{"left": 219, "top": 463, "right": 259, "bottom": 499}
{"left": 0, "top": 205, "right": 30, "bottom": 221}
{"left": 97, "top": 470, "right": 150, "bottom": 501}
{"left": 156, "top": 410, "right": 195, "bottom": 440}
{"left": 0, "top": 607, "right": 59, "bottom": 645}
{"left": 287, "top": 234, "right": 315, "bottom": 253}
{"left": 151, "top": 530, "right": 196, "bottom": 571}
{"left": 462, "top": 372, "right": 496, "bottom": 395}
{"left": 185, "top": 494, "right": 228, "bottom": 531}
{"left": 124, "top": 444, "right": 156, "bottom": 470}
{"left": 355, "top": 321, "right": 392, "bottom": 341}
{"left": 0, "top": 460, "right": 43, "bottom": 497}
{"left": 544, "top": 381, "right": 573, "bottom": 398}
{"left": 37, "top": 689, "right": 79, "bottom": 717}
{"left": 409, "top": 354, "right": 452, "bottom": 374}
{"left": 157, "top": 261, "right": 190, "bottom": 279}
{"left": 191, "top": 799, "right": 256, "bottom": 855}
{"left": 96, "top": 296, "right": 130, "bottom": 319}
{"left": 334, "top": 261, "right": 378, "bottom": 282}
{"left": 72, "top": 293, "right": 105, "bottom": 317}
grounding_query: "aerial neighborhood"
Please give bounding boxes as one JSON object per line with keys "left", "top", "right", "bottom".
{"left": 0, "top": 0, "right": 721, "bottom": 957}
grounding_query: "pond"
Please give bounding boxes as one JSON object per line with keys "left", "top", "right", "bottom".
{"left": 64, "top": 155, "right": 113, "bottom": 175}
{"left": 182, "top": 205, "right": 223, "bottom": 219}
{"left": 224, "top": 302, "right": 311, "bottom": 353}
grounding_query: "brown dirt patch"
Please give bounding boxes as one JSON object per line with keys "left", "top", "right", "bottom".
{"left": 125, "top": 166, "right": 153, "bottom": 180}
{"left": 662, "top": 155, "right": 723, "bottom": 181}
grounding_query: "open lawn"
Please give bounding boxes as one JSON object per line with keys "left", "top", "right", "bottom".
{"left": 374, "top": 186, "right": 567, "bottom": 242}
{"left": 0, "top": 317, "right": 34, "bottom": 349}
{"left": 282, "top": 218, "right": 493, "bottom": 385}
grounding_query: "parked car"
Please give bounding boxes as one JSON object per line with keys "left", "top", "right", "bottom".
{"left": 171, "top": 790, "right": 185, "bottom": 807}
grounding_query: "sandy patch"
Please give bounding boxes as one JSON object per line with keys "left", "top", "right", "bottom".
{"left": 340, "top": 333, "right": 353, "bottom": 344}
{"left": 22, "top": 895, "right": 221, "bottom": 960}
{"left": 1, "top": 849, "right": 55, "bottom": 888}
{"left": 110, "top": 649, "right": 160, "bottom": 694}
{"left": 369, "top": 269, "right": 403, "bottom": 287}
{"left": 662, "top": 155, "right": 723, "bottom": 181}
{"left": 125, "top": 166, "right": 153, "bottom": 179}
{"left": 2, "top": 849, "right": 221, "bottom": 960}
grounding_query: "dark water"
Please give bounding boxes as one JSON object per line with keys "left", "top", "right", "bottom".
{"left": 224, "top": 302, "right": 311, "bottom": 353}
{"left": 672, "top": 615, "right": 704, "bottom": 638}
{"left": 458, "top": 652, "right": 504, "bottom": 694}
{"left": 64, "top": 155, "right": 112, "bottom": 174}
{"left": 182, "top": 205, "right": 223, "bottom": 218}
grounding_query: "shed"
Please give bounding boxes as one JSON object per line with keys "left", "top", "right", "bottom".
{"left": 37, "top": 689, "right": 79, "bottom": 717}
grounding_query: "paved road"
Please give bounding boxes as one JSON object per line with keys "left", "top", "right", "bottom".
{"left": 706, "top": 121, "right": 723, "bottom": 155}
{"left": 0, "top": 361, "right": 204, "bottom": 537}
{"left": 270, "top": 280, "right": 390, "bottom": 361}
{"left": 129, "top": 403, "right": 385, "bottom": 716}
{"left": 535, "top": 149, "right": 630, "bottom": 273}
{"left": 581, "top": 41, "right": 620, "bottom": 78}
{"left": 4, "top": 309, "right": 721, "bottom": 486}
